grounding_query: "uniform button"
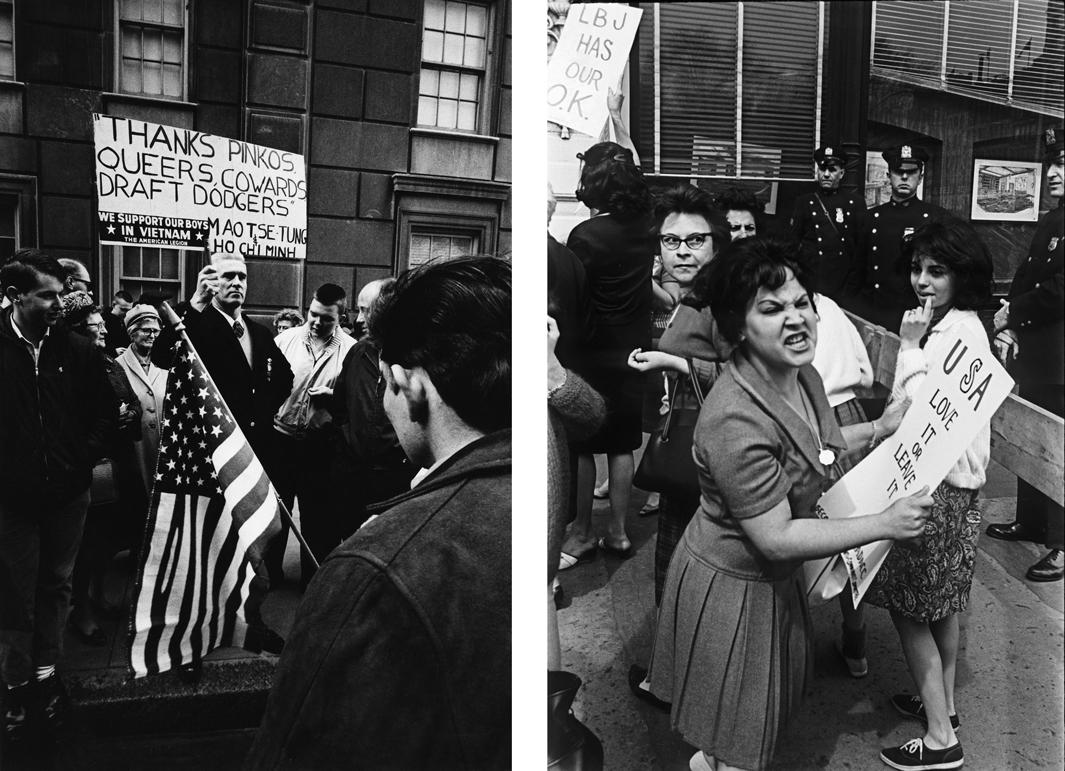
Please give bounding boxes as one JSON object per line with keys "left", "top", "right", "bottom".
{"left": 818, "top": 237, "right": 822, "bottom": 242}
{"left": 871, "top": 228, "right": 877, "bottom": 234}
{"left": 872, "top": 246, "right": 877, "bottom": 251}
{"left": 923, "top": 213, "right": 929, "bottom": 218}
{"left": 250, "top": 420, "right": 256, "bottom": 427}
{"left": 818, "top": 250, "right": 824, "bottom": 256}
{"left": 874, "top": 283, "right": 881, "bottom": 289}
{"left": 874, "top": 212, "right": 880, "bottom": 218}
{"left": 1035, "top": 282, "right": 1041, "bottom": 288}
{"left": 815, "top": 224, "right": 820, "bottom": 229}
{"left": 873, "top": 265, "right": 879, "bottom": 270}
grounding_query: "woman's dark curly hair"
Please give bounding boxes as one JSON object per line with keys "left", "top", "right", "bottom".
{"left": 575, "top": 141, "right": 652, "bottom": 219}
{"left": 685, "top": 236, "right": 815, "bottom": 346}
{"left": 713, "top": 186, "right": 765, "bottom": 216}
{"left": 901, "top": 217, "right": 992, "bottom": 310}
{"left": 652, "top": 184, "right": 730, "bottom": 253}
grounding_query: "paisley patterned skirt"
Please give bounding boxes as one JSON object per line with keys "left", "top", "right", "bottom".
{"left": 865, "top": 483, "right": 981, "bottom": 622}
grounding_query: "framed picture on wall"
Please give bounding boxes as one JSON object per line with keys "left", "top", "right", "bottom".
{"left": 864, "top": 151, "right": 926, "bottom": 208}
{"left": 970, "top": 159, "right": 1042, "bottom": 222}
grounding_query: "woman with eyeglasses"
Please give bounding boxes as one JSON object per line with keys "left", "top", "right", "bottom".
{"left": 117, "top": 304, "right": 169, "bottom": 496}
{"left": 63, "top": 293, "right": 144, "bottom": 645}
{"left": 558, "top": 141, "right": 656, "bottom": 567}
{"left": 623, "top": 184, "right": 732, "bottom": 708}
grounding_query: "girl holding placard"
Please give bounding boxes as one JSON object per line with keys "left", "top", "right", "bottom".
{"left": 867, "top": 218, "right": 994, "bottom": 771}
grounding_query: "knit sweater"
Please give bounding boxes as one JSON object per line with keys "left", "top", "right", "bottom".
{"left": 891, "top": 308, "right": 991, "bottom": 490}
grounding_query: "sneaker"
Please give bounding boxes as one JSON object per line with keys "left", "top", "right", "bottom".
{"left": 839, "top": 625, "right": 868, "bottom": 678}
{"left": 880, "top": 738, "right": 963, "bottom": 770}
{"left": 593, "top": 480, "right": 609, "bottom": 499}
{"left": 37, "top": 674, "right": 68, "bottom": 730}
{"left": 891, "top": 694, "right": 961, "bottom": 733}
{"left": 3, "top": 682, "right": 32, "bottom": 742}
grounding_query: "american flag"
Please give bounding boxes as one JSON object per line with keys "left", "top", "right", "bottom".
{"left": 128, "top": 335, "right": 282, "bottom": 678}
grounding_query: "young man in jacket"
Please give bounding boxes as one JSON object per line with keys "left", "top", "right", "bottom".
{"left": 247, "top": 255, "right": 512, "bottom": 770}
{"left": 0, "top": 249, "right": 115, "bottom": 740}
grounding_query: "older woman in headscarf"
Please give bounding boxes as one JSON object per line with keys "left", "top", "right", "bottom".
{"left": 116, "top": 304, "right": 168, "bottom": 497}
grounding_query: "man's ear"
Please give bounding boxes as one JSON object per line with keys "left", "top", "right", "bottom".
{"left": 390, "top": 363, "right": 430, "bottom": 424}
{"left": 4, "top": 285, "right": 19, "bottom": 304}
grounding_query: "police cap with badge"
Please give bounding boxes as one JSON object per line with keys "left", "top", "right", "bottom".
{"left": 882, "top": 144, "right": 929, "bottom": 171}
{"left": 813, "top": 145, "right": 845, "bottom": 169}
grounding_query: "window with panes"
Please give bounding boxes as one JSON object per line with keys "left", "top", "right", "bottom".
{"left": 418, "top": 0, "right": 492, "bottom": 132}
{"left": 116, "top": 0, "right": 187, "bottom": 99}
{"left": 116, "top": 246, "right": 185, "bottom": 301}
{"left": 635, "top": 1, "right": 827, "bottom": 182}
{"left": 0, "top": 0, "right": 14, "bottom": 80}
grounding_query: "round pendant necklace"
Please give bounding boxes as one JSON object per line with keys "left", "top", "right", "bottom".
{"left": 798, "top": 387, "right": 836, "bottom": 467}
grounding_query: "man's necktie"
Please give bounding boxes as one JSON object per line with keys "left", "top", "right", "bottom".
{"left": 233, "top": 320, "right": 245, "bottom": 339}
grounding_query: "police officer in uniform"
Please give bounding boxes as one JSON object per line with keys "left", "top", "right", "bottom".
{"left": 850, "top": 144, "right": 948, "bottom": 331}
{"left": 986, "top": 126, "right": 1064, "bottom": 582}
{"left": 789, "top": 145, "right": 865, "bottom": 301}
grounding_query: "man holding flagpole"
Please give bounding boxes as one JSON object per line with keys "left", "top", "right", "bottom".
{"left": 144, "top": 252, "right": 293, "bottom": 668}
{"left": 247, "top": 255, "right": 512, "bottom": 770}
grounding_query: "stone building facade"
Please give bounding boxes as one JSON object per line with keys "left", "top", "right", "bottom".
{"left": 0, "top": 0, "right": 510, "bottom": 315}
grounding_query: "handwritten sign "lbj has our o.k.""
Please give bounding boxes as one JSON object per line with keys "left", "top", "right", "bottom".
{"left": 546, "top": 4, "right": 642, "bottom": 136}
{"left": 93, "top": 114, "right": 307, "bottom": 260}
{"left": 804, "top": 322, "right": 1014, "bottom": 607}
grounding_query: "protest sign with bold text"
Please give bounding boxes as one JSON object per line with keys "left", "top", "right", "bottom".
{"left": 805, "top": 323, "right": 1014, "bottom": 607}
{"left": 546, "top": 4, "right": 642, "bottom": 136}
{"left": 93, "top": 114, "right": 307, "bottom": 259}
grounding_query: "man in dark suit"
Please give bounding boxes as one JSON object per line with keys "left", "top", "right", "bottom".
{"left": 153, "top": 253, "right": 293, "bottom": 650}
{"left": 987, "top": 126, "right": 1064, "bottom": 582}
{"left": 851, "top": 144, "right": 949, "bottom": 331}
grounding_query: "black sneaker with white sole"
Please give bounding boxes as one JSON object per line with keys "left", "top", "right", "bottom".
{"left": 880, "top": 738, "right": 963, "bottom": 770}
{"left": 891, "top": 694, "right": 960, "bottom": 733}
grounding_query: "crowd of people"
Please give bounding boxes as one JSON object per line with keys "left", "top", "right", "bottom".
{"left": 0, "top": 246, "right": 513, "bottom": 767}
{"left": 549, "top": 127, "right": 1063, "bottom": 771}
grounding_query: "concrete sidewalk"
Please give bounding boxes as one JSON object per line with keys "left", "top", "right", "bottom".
{"left": 556, "top": 460, "right": 1064, "bottom": 770}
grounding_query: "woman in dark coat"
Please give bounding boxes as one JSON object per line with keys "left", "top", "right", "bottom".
{"left": 63, "top": 295, "right": 145, "bottom": 645}
{"left": 559, "top": 142, "right": 656, "bottom": 564}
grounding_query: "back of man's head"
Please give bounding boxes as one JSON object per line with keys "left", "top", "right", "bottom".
{"left": 1, "top": 248, "right": 66, "bottom": 296}
{"left": 113, "top": 290, "right": 133, "bottom": 305}
{"left": 373, "top": 256, "right": 511, "bottom": 434}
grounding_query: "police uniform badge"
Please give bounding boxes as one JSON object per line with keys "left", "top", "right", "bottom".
{"left": 901, "top": 145, "right": 912, "bottom": 159}
{"left": 1047, "top": 128, "right": 1057, "bottom": 146}
{"left": 825, "top": 146, "right": 833, "bottom": 157}
{"left": 903, "top": 227, "right": 915, "bottom": 238}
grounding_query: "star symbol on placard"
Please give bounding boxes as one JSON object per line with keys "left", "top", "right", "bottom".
{"left": 106, "top": 225, "right": 116, "bottom": 235}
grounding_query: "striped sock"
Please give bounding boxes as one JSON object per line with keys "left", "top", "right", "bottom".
{"left": 35, "top": 665, "right": 55, "bottom": 682}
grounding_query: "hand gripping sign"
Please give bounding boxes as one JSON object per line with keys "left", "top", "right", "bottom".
{"left": 93, "top": 114, "right": 307, "bottom": 260}
{"left": 804, "top": 323, "right": 1014, "bottom": 608}
{"left": 546, "top": 4, "right": 642, "bottom": 136}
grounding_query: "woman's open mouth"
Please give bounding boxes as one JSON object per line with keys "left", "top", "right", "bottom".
{"left": 784, "top": 332, "right": 810, "bottom": 351}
